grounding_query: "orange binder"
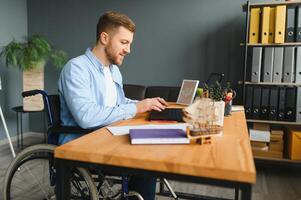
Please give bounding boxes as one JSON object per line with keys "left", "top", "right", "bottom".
{"left": 269, "top": 7, "right": 275, "bottom": 43}
{"left": 249, "top": 8, "right": 261, "bottom": 44}
{"left": 261, "top": 7, "right": 270, "bottom": 44}
{"left": 275, "top": 5, "right": 286, "bottom": 43}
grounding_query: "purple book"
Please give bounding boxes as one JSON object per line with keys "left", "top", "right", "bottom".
{"left": 129, "top": 129, "right": 189, "bottom": 144}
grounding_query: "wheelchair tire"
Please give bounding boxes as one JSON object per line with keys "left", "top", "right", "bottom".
{"left": 3, "top": 144, "right": 98, "bottom": 200}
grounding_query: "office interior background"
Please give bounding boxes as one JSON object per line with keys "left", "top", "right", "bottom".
{"left": 3, "top": 0, "right": 297, "bottom": 149}
{"left": 0, "top": 0, "right": 255, "bottom": 139}
{"left": 1, "top": 1, "right": 301, "bottom": 200}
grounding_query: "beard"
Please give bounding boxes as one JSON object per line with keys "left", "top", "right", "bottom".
{"left": 104, "top": 43, "right": 124, "bottom": 66}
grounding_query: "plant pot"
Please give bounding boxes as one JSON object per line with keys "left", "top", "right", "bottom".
{"left": 23, "top": 66, "right": 44, "bottom": 111}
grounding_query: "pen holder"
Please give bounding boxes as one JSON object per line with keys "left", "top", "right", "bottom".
{"left": 224, "top": 90, "right": 236, "bottom": 116}
{"left": 224, "top": 100, "right": 232, "bottom": 116}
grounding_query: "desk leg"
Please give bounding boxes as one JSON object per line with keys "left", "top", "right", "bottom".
{"left": 240, "top": 184, "right": 252, "bottom": 200}
{"left": 56, "top": 159, "right": 71, "bottom": 200}
{"left": 235, "top": 187, "right": 239, "bottom": 200}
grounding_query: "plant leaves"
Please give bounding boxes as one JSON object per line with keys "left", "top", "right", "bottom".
{"left": 0, "top": 35, "right": 68, "bottom": 70}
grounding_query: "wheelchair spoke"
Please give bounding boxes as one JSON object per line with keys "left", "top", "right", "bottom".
{"left": 4, "top": 145, "right": 98, "bottom": 200}
{"left": 10, "top": 156, "right": 55, "bottom": 200}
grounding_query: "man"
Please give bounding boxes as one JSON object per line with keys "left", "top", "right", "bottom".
{"left": 58, "top": 11, "right": 167, "bottom": 200}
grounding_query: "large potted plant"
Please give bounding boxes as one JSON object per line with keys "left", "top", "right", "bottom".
{"left": 0, "top": 35, "right": 67, "bottom": 111}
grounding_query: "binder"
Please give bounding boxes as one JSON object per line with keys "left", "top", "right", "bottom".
{"left": 249, "top": 8, "right": 261, "bottom": 44}
{"left": 296, "top": 47, "right": 301, "bottom": 83}
{"left": 286, "top": 6, "right": 296, "bottom": 42}
{"left": 245, "top": 85, "right": 253, "bottom": 119}
{"left": 269, "top": 7, "right": 276, "bottom": 43}
{"left": 263, "top": 47, "right": 274, "bottom": 82}
{"left": 273, "top": 47, "right": 284, "bottom": 83}
{"left": 283, "top": 47, "right": 295, "bottom": 83}
{"left": 269, "top": 87, "right": 278, "bottom": 120}
{"left": 278, "top": 87, "right": 286, "bottom": 121}
{"left": 275, "top": 5, "right": 286, "bottom": 43}
{"left": 260, "top": 87, "right": 270, "bottom": 120}
{"left": 252, "top": 86, "right": 261, "bottom": 119}
{"left": 261, "top": 7, "right": 271, "bottom": 44}
{"left": 251, "top": 47, "right": 262, "bottom": 82}
{"left": 296, "top": 87, "right": 301, "bottom": 122}
{"left": 296, "top": 6, "right": 301, "bottom": 42}
{"left": 285, "top": 87, "right": 296, "bottom": 121}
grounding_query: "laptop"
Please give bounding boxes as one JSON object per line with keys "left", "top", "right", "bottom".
{"left": 148, "top": 80, "right": 199, "bottom": 122}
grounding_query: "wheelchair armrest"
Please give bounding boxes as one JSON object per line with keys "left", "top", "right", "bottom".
{"left": 22, "top": 90, "right": 48, "bottom": 98}
{"left": 49, "top": 125, "right": 96, "bottom": 134}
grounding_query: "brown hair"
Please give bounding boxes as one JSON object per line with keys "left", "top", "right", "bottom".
{"left": 96, "top": 11, "right": 136, "bottom": 42}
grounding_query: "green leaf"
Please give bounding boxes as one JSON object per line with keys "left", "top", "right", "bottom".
{"left": 50, "top": 50, "right": 68, "bottom": 68}
{"left": 0, "top": 35, "right": 68, "bottom": 71}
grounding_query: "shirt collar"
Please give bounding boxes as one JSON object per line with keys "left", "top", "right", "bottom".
{"left": 85, "top": 48, "right": 112, "bottom": 71}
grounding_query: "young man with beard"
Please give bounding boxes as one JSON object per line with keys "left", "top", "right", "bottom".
{"left": 58, "top": 11, "right": 167, "bottom": 200}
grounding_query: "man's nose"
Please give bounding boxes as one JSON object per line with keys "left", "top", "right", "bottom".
{"left": 124, "top": 45, "right": 130, "bottom": 54}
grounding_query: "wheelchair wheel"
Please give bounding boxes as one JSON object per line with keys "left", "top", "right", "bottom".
{"left": 3, "top": 144, "right": 98, "bottom": 200}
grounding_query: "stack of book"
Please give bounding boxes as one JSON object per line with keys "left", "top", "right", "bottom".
{"left": 251, "top": 141, "right": 268, "bottom": 151}
{"left": 269, "top": 129, "right": 284, "bottom": 155}
{"left": 250, "top": 123, "right": 283, "bottom": 159}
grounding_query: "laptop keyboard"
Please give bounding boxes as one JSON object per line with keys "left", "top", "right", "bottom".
{"left": 148, "top": 108, "right": 184, "bottom": 122}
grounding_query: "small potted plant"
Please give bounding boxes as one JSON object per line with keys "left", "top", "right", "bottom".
{"left": 0, "top": 35, "right": 67, "bottom": 111}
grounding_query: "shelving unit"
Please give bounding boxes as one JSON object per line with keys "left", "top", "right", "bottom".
{"left": 240, "top": 42, "right": 301, "bottom": 46}
{"left": 247, "top": 119, "right": 301, "bottom": 125}
{"left": 242, "top": 1, "right": 301, "bottom": 165}
{"left": 244, "top": 81, "right": 301, "bottom": 86}
{"left": 255, "top": 156, "right": 301, "bottom": 167}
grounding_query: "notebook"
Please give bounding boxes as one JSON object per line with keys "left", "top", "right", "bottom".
{"left": 148, "top": 79, "right": 199, "bottom": 122}
{"left": 129, "top": 129, "right": 190, "bottom": 144}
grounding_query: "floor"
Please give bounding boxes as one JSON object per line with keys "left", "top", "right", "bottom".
{"left": 0, "top": 133, "right": 301, "bottom": 200}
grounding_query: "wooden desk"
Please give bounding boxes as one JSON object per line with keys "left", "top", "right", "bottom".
{"left": 55, "top": 111, "right": 256, "bottom": 200}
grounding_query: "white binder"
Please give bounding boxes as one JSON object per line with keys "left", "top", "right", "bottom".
{"left": 283, "top": 47, "right": 295, "bottom": 83}
{"left": 251, "top": 47, "right": 262, "bottom": 82}
{"left": 296, "top": 47, "right": 301, "bottom": 83}
{"left": 273, "top": 47, "right": 284, "bottom": 83}
{"left": 263, "top": 47, "right": 274, "bottom": 82}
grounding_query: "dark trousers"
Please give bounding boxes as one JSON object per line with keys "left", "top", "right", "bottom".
{"left": 128, "top": 176, "right": 157, "bottom": 200}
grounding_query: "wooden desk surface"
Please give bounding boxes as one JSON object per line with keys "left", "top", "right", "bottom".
{"left": 55, "top": 110, "right": 256, "bottom": 184}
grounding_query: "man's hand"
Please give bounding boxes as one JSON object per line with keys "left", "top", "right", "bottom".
{"left": 136, "top": 97, "right": 168, "bottom": 113}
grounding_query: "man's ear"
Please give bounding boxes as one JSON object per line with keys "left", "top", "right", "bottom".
{"left": 100, "top": 32, "right": 109, "bottom": 45}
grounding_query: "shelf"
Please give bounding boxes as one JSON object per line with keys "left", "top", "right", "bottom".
{"left": 254, "top": 156, "right": 301, "bottom": 164}
{"left": 247, "top": 119, "right": 301, "bottom": 125}
{"left": 240, "top": 42, "right": 301, "bottom": 47}
{"left": 243, "top": 1, "right": 301, "bottom": 8}
{"left": 244, "top": 82, "right": 301, "bottom": 86}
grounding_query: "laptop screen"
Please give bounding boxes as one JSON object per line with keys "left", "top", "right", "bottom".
{"left": 176, "top": 79, "right": 199, "bottom": 105}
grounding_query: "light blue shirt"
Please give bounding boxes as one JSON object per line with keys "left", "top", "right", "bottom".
{"left": 58, "top": 48, "right": 137, "bottom": 144}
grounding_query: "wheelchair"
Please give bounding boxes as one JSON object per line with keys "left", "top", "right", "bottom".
{"left": 3, "top": 90, "right": 177, "bottom": 200}
{"left": 2, "top": 90, "right": 144, "bottom": 200}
